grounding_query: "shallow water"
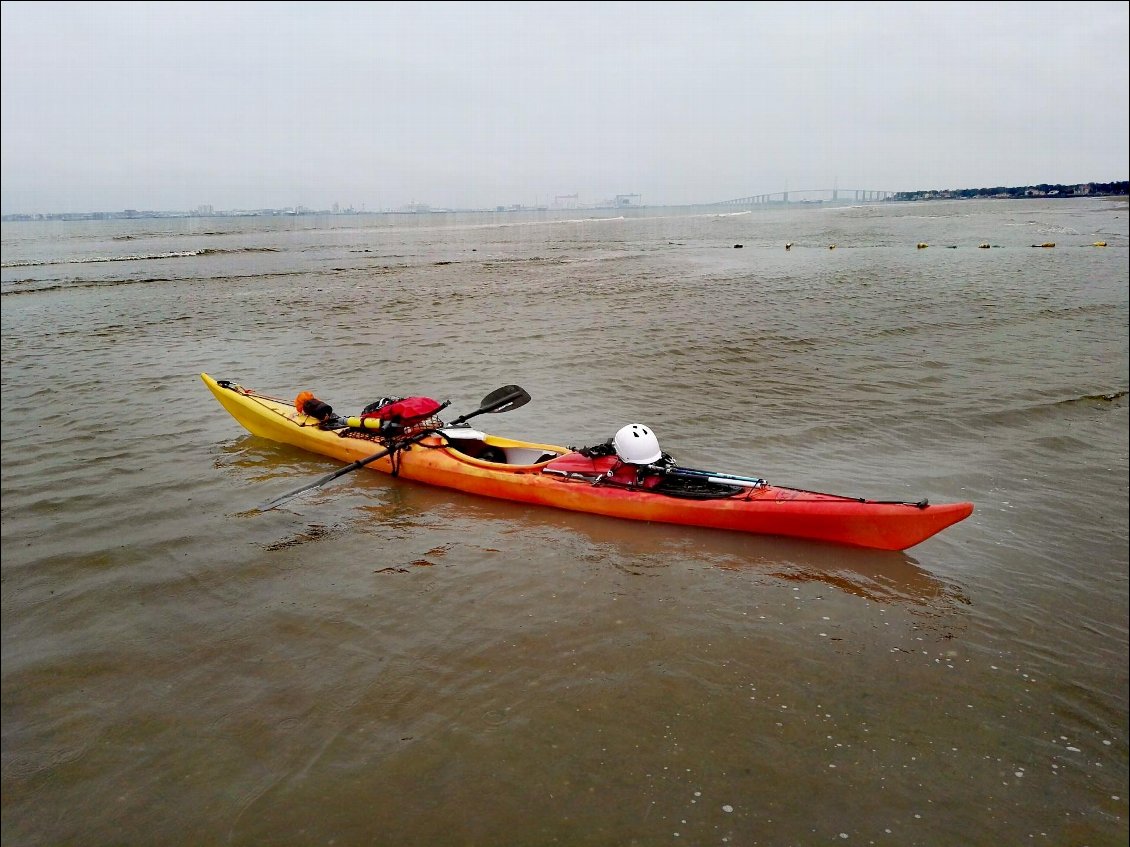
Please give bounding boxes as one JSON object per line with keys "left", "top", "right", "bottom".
{"left": 2, "top": 198, "right": 1127, "bottom": 846}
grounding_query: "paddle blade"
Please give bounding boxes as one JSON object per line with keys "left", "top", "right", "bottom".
{"left": 480, "top": 384, "right": 530, "bottom": 414}
{"left": 256, "top": 445, "right": 396, "bottom": 511}
{"left": 257, "top": 478, "right": 325, "bottom": 512}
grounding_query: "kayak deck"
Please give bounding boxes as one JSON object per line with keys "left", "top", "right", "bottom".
{"left": 202, "top": 373, "right": 974, "bottom": 551}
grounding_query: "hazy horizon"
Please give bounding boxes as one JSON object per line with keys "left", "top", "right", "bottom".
{"left": 2, "top": 1, "right": 1127, "bottom": 216}
{"left": 3, "top": 180, "right": 1127, "bottom": 219}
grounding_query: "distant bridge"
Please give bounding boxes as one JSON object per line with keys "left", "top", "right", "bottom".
{"left": 711, "top": 188, "right": 894, "bottom": 207}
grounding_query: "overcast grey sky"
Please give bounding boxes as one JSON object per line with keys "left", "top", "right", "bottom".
{"left": 1, "top": 1, "right": 1127, "bottom": 214}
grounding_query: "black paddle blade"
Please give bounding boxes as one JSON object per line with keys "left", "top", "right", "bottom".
{"left": 257, "top": 481, "right": 320, "bottom": 512}
{"left": 256, "top": 445, "right": 397, "bottom": 511}
{"left": 480, "top": 384, "right": 530, "bottom": 414}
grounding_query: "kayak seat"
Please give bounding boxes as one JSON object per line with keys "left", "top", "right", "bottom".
{"left": 450, "top": 440, "right": 508, "bottom": 464}
{"left": 479, "top": 447, "right": 508, "bottom": 464}
{"left": 500, "top": 447, "right": 558, "bottom": 465}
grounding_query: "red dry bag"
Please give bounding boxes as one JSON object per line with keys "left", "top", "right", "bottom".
{"left": 360, "top": 396, "right": 443, "bottom": 429}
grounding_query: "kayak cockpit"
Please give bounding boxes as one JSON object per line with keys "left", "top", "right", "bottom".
{"left": 435, "top": 427, "right": 566, "bottom": 467}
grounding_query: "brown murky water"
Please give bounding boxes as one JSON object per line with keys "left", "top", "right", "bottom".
{"left": 2, "top": 198, "right": 1127, "bottom": 845}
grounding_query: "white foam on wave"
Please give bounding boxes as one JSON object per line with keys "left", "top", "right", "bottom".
{"left": 1, "top": 249, "right": 206, "bottom": 268}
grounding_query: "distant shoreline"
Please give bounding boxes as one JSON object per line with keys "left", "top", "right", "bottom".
{"left": 3, "top": 181, "right": 1126, "bottom": 222}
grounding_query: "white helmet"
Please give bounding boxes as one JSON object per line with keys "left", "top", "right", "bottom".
{"left": 613, "top": 423, "right": 662, "bottom": 464}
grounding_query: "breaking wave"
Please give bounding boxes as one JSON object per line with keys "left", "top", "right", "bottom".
{"left": 1, "top": 246, "right": 277, "bottom": 268}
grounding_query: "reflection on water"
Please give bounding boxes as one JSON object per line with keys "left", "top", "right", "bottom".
{"left": 763, "top": 557, "right": 968, "bottom": 610}
{"left": 225, "top": 431, "right": 967, "bottom": 611}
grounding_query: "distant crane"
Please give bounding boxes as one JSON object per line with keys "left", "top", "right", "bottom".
{"left": 554, "top": 194, "right": 579, "bottom": 208}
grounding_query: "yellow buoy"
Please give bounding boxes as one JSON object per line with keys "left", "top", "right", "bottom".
{"left": 1033, "top": 242, "right": 1055, "bottom": 248}
{"left": 829, "top": 244, "right": 836, "bottom": 250}
{"left": 1092, "top": 241, "right": 1107, "bottom": 247}
{"left": 916, "top": 243, "right": 928, "bottom": 249}
{"left": 978, "top": 243, "right": 990, "bottom": 249}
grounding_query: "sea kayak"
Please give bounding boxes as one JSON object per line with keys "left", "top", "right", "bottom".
{"left": 202, "top": 373, "right": 973, "bottom": 551}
